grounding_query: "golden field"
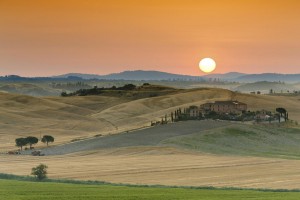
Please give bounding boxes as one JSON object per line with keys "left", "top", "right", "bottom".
{"left": 1, "top": 147, "right": 300, "bottom": 189}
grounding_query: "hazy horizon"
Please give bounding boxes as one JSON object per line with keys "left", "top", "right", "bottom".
{"left": 1, "top": 69, "right": 300, "bottom": 79}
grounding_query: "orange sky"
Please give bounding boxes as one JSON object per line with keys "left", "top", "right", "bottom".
{"left": 0, "top": 0, "right": 300, "bottom": 76}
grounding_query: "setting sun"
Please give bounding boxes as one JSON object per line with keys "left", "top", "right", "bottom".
{"left": 199, "top": 58, "right": 216, "bottom": 73}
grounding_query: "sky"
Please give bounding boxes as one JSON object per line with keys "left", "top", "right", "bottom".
{"left": 0, "top": 0, "right": 300, "bottom": 76}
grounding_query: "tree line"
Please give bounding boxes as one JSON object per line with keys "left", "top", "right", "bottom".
{"left": 61, "top": 84, "right": 137, "bottom": 97}
{"left": 15, "top": 135, "right": 54, "bottom": 151}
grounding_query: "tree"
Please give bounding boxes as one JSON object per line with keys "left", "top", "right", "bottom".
{"left": 15, "top": 138, "right": 28, "bottom": 151}
{"left": 275, "top": 113, "right": 281, "bottom": 123}
{"left": 121, "top": 84, "right": 136, "bottom": 90}
{"left": 41, "top": 135, "right": 54, "bottom": 146}
{"left": 26, "top": 136, "right": 38, "bottom": 149}
{"left": 269, "top": 89, "right": 273, "bottom": 94}
{"left": 61, "top": 91, "right": 68, "bottom": 97}
{"left": 31, "top": 164, "right": 48, "bottom": 180}
{"left": 276, "top": 107, "right": 287, "bottom": 122}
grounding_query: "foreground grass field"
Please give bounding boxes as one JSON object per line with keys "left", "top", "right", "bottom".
{"left": 1, "top": 179, "right": 300, "bottom": 200}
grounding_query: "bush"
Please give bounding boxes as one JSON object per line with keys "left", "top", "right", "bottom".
{"left": 31, "top": 164, "right": 48, "bottom": 180}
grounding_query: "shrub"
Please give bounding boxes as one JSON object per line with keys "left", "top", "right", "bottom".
{"left": 31, "top": 164, "right": 48, "bottom": 180}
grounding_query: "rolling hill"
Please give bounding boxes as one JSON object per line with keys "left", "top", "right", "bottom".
{"left": 0, "top": 87, "right": 299, "bottom": 150}
{"left": 163, "top": 123, "right": 300, "bottom": 159}
{"left": 0, "top": 83, "right": 61, "bottom": 96}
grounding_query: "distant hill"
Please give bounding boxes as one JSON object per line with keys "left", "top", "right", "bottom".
{"left": 55, "top": 70, "right": 203, "bottom": 81}
{"left": 234, "top": 81, "right": 298, "bottom": 93}
{"left": 0, "top": 75, "right": 83, "bottom": 82}
{"left": 203, "top": 72, "right": 246, "bottom": 80}
{"left": 56, "top": 71, "right": 300, "bottom": 83}
{"left": 232, "top": 73, "right": 300, "bottom": 83}
{"left": 2, "top": 71, "right": 300, "bottom": 83}
{"left": 203, "top": 72, "right": 300, "bottom": 83}
{"left": 52, "top": 73, "right": 101, "bottom": 80}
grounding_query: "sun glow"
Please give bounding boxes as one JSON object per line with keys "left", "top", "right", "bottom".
{"left": 199, "top": 58, "right": 216, "bottom": 73}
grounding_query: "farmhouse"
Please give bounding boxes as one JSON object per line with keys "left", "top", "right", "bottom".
{"left": 200, "top": 101, "right": 247, "bottom": 114}
{"left": 188, "top": 106, "right": 201, "bottom": 118}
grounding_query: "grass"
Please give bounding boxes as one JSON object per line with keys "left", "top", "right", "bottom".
{"left": 1, "top": 178, "right": 300, "bottom": 200}
{"left": 162, "top": 124, "right": 300, "bottom": 159}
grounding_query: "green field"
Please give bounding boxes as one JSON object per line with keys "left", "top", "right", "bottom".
{"left": 1, "top": 179, "right": 300, "bottom": 200}
{"left": 162, "top": 124, "right": 300, "bottom": 159}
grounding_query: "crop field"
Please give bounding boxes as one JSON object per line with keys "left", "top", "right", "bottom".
{"left": 1, "top": 179, "right": 300, "bottom": 200}
{"left": 1, "top": 147, "right": 300, "bottom": 189}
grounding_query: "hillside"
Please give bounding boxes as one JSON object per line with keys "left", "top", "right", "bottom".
{"left": 163, "top": 124, "right": 300, "bottom": 159}
{"left": 62, "top": 84, "right": 181, "bottom": 99}
{"left": 0, "top": 92, "right": 128, "bottom": 149}
{"left": 0, "top": 87, "right": 299, "bottom": 150}
{"left": 22, "top": 121, "right": 229, "bottom": 155}
{"left": 0, "top": 83, "right": 61, "bottom": 96}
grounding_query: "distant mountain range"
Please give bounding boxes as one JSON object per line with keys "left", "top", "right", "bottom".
{"left": 55, "top": 71, "right": 300, "bottom": 83}
{"left": 1, "top": 70, "right": 300, "bottom": 83}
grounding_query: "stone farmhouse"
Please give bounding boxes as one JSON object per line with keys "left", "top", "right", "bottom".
{"left": 188, "top": 106, "right": 201, "bottom": 118}
{"left": 200, "top": 101, "right": 247, "bottom": 114}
